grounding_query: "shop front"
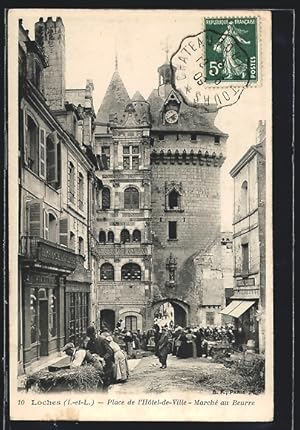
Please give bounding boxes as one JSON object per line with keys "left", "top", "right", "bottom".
{"left": 20, "top": 237, "right": 77, "bottom": 368}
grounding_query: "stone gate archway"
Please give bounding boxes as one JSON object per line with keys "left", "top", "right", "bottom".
{"left": 152, "top": 299, "right": 189, "bottom": 328}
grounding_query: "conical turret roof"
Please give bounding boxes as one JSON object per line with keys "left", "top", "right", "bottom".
{"left": 131, "top": 91, "right": 146, "bottom": 103}
{"left": 96, "top": 70, "right": 130, "bottom": 124}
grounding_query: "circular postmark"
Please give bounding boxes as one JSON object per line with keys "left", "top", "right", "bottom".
{"left": 170, "top": 19, "right": 257, "bottom": 112}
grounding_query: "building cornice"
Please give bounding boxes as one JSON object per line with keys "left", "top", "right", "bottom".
{"left": 230, "top": 144, "right": 265, "bottom": 177}
{"left": 150, "top": 149, "right": 225, "bottom": 167}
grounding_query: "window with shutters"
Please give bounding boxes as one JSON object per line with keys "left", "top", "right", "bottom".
{"left": 132, "top": 229, "right": 141, "bottom": 242}
{"left": 78, "top": 172, "right": 84, "bottom": 210}
{"left": 59, "top": 218, "right": 69, "bottom": 247}
{"left": 123, "top": 145, "right": 140, "bottom": 170}
{"left": 39, "top": 129, "right": 46, "bottom": 179}
{"left": 26, "top": 115, "right": 39, "bottom": 175}
{"left": 120, "top": 229, "right": 130, "bottom": 243}
{"left": 107, "top": 231, "right": 114, "bottom": 243}
{"left": 68, "top": 162, "right": 75, "bottom": 204}
{"left": 99, "top": 231, "right": 106, "bottom": 243}
{"left": 124, "top": 187, "right": 139, "bottom": 209}
{"left": 27, "top": 200, "right": 43, "bottom": 238}
{"left": 121, "top": 263, "right": 142, "bottom": 281}
{"left": 102, "top": 187, "right": 111, "bottom": 210}
{"left": 100, "top": 263, "right": 114, "bottom": 281}
{"left": 46, "top": 134, "right": 61, "bottom": 188}
{"left": 125, "top": 316, "right": 137, "bottom": 332}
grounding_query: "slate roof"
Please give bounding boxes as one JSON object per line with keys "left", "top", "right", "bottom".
{"left": 96, "top": 70, "right": 131, "bottom": 124}
{"left": 147, "top": 86, "right": 226, "bottom": 135}
{"left": 95, "top": 68, "right": 226, "bottom": 135}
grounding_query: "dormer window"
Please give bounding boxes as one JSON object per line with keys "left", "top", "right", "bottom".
{"left": 214, "top": 136, "right": 220, "bottom": 144}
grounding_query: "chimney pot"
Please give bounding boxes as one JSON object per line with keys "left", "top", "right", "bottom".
{"left": 39, "top": 17, "right": 43, "bottom": 22}
{"left": 19, "top": 19, "right": 23, "bottom": 25}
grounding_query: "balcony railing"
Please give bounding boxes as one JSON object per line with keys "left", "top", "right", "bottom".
{"left": 19, "top": 236, "right": 77, "bottom": 271}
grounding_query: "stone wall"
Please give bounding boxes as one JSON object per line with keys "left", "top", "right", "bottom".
{"left": 151, "top": 159, "right": 222, "bottom": 325}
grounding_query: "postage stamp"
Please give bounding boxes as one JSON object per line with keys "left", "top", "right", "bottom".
{"left": 204, "top": 17, "right": 258, "bottom": 83}
{"left": 170, "top": 17, "right": 258, "bottom": 110}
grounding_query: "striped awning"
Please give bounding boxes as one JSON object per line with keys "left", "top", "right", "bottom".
{"left": 221, "top": 300, "right": 255, "bottom": 318}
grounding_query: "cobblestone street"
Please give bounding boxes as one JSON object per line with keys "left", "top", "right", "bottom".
{"left": 109, "top": 354, "right": 226, "bottom": 394}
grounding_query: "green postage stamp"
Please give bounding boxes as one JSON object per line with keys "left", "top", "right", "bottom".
{"left": 205, "top": 18, "right": 258, "bottom": 82}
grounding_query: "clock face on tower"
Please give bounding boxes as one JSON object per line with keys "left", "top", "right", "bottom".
{"left": 165, "top": 109, "right": 178, "bottom": 124}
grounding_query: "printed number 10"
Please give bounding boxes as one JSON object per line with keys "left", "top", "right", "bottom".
{"left": 209, "top": 61, "right": 223, "bottom": 76}
{"left": 18, "top": 399, "right": 25, "bottom": 405}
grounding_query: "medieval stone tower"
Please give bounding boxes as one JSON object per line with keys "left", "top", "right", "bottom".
{"left": 93, "top": 57, "right": 227, "bottom": 331}
{"left": 149, "top": 59, "right": 227, "bottom": 327}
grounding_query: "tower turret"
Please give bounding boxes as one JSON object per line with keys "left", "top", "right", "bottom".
{"left": 35, "top": 17, "right": 65, "bottom": 110}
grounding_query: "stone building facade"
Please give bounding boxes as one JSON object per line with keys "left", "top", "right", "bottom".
{"left": 222, "top": 120, "right": 266, "bottom": 352}
{"left": 18, "top": 17, "right": 100, "bottom": 372}
{"left": 93, "top": 57, "right": 228, "bottom": 330}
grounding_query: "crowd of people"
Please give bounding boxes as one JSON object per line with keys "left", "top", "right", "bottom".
{"left": 61, "top": 321, "right": 240, "bottom": 386}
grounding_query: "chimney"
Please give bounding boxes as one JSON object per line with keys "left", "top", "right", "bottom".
{"left": 35, "top": 17, "right": 65, "bottom": 110}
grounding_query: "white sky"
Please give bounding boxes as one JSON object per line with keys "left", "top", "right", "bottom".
{"left": 16, "top": 9, "right": 269, "bottom": 231}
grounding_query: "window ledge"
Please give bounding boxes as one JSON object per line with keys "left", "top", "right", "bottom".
{"left": 167, "top": 238, "right": 178, "bottom": 242}
{"left": 164, "top": 209, "right": 184, "bottom": 213}
{"left": 24, "top": 167, "right": 60, "bottom": 193}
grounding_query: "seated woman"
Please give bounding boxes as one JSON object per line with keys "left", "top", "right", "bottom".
{"left": 62, "top": 342, "right": 104, "bottom": 372}
{"left": 101, "top": 333, "right": 129, "bottom": 383}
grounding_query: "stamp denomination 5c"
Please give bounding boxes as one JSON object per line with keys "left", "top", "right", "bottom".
{"left": 205, "top": 18, "right": 258, "bottom": 83}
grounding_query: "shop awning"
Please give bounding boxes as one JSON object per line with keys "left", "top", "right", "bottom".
{"left": 221, "top": 300, "right": 256, "bottom": 318}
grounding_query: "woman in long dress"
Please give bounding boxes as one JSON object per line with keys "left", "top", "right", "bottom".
{"left": 102, "top": 334, "right": 129, "bottom": 383}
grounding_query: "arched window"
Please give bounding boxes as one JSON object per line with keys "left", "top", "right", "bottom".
{"left": 241, "top": 180, "right": 248, "bottom": 216}
{"left": 121, "top": 263, "right": 141, "bottom": 281}
{"left": 78, "top": 237, "right": 84, "bottom": 255}
{"left": 124, "top": 187, "right": 139, "bottom": 209}
{"left": 69, "top": 231, "right": 75, "bottom": 251}
{"left": 107, "top": 231, "right": 114, "bottom": 243}
{"left": 120, "top": 229, "right": 130, "bottom": 243}
{"left": 99, "top": 231, "right": 106, "bottom": 243}
{"left": 132, "top": 229, "right": 141, "bottom": 242}
{"left": 100, "top": 263, "right": 114, "bottom": 281}
{"left": 168, "top": 189, "right": 179, "bottom": 209}
{"left": 102, "top": 187, "right": 111, "bottom": 210}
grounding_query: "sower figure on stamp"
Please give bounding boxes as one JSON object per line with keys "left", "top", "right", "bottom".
{"left": 213, "top": 20, "right": 251, "bottom": 79}
{"left": 157, "top": 327, "right": 170, "bottom": 369}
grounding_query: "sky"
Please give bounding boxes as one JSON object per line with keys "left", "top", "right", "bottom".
{"left": 14, "top": 9, "right": 269, "bottom": 231}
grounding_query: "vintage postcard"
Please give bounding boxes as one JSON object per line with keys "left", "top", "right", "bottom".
{"left": 8, "top": 9, "right": 273, "bottom": 422}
